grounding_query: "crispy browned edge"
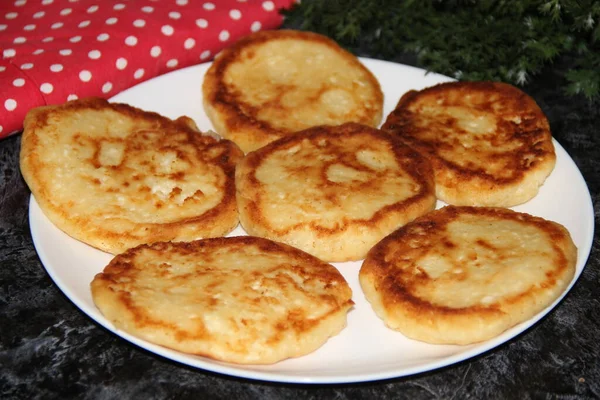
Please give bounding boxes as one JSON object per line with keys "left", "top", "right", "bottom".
{"left": 236, "top": 122, "right": 436, "bottom": 241}
{"left": 202, "top": 29, "right": 384, "bottom": 152}
{"left": 360, "top": 205, "right": 578, "bottom": 342}
{"left": 91, "top": 236, "right": 354, "bottom": 363}
{"left": 381, "top": 81, "right": 556, "bottom": 203}
{"left": 20, "top": 97, "right": 244, "bottom": 253}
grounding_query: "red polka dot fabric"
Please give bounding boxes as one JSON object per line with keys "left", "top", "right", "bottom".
{"left": 0, "top": 0, "right": 295, "bottom": 138}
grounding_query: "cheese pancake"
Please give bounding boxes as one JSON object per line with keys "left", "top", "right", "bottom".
{"left": 91, "top": 236, "right": 353, "bottom": 364}
{"left": 360, "top": 206, "right": 577, "bottom": 345}
{"left": 236, "top": 123, "right": 436, "bottom": 262}
{"left": 382, "top": 81, "right": 556, "bottom": 207}
{"left": 202, "top": 29, "right": 383, "bottom": 153}
{"left": 20, "top": 97, "right": 243, "bottom": 254}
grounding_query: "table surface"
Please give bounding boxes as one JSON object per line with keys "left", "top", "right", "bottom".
{"left": 1, "top": 30, "right": 599, "bottom": 400}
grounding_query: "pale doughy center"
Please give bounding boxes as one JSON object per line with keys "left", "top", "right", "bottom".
{"left": 414, "top": 215, "right": 563, "bottom": 308}
{"left": 38, "top": 110, "right": 225, "bottom": 224}
{"left": 108, "top": 243, "right": 346, "bottom": 355}
{"left": 224, "top": 40, "right": 379, "bottom": 130}
{"left": 254, "top": 136, "right": 419, "bottom": 230}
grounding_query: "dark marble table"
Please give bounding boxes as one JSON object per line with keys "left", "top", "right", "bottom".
{"left": 1, "top": 31, "right": 599, "bottom": 399}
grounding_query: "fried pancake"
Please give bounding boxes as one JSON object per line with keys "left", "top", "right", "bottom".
{"left": 20, "top": 97, "right": 243, "bottom": 254}
{"left": 202, "top": 29, "right": 384, "bottom": 153}
{"left": 359, "top": 206, "right": 577, "bottom": 345}
{"left": 90, "top": 236, "right": 353, "bottom": 364}
{"left": 236, "top": 122, "right": 436, "bottom": 262}
{"left": 382, "top": 81, "right": 556, "bottom": 207}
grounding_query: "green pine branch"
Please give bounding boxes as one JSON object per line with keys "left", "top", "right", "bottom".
{"left": 282, "top": 0, "right": 600, "bottom": 101}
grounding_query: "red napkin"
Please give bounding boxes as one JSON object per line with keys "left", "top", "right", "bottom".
{"left": 0, "top": 0, "right": 295, "bottom": 139}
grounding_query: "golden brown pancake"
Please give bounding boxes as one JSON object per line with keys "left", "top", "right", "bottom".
{"left": 359, "top": 206, "right": 577, "bottom": 345}
{"left": 202, "top": 29, "right": 384, "bottom": 153}
{"left": 91, "top": 236, "right": 353, "bottom": 364}
{"left": 382, "top": 81, "right": 556, "bottom": 207}
{"left": 20, "top": 97, "right": 243, "bottom": 254}
{"left": 236, "top": 122, "right": 436, "bottom": 262}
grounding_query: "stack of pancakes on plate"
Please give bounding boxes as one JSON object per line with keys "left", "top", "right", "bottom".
{"left": 20, "top": 29, "right": 577, "bottom": 363}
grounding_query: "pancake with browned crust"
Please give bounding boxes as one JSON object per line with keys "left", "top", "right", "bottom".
{"left": 236, "top": 122, "right": 436, "bottom": 262}
{"left": 20, "top": 97, "right": 243, "bottom": 254}
{"left": 91, "top": 236, "right": 353, "bottom": 364}
{"left": 202, "top": 29, "right": 384, "bottom": 153}
{"left": 359, "top": 206, "right": 577, "bottom": 345}
{"left": 382, "top": 81, "right": 556, "bottom": 207}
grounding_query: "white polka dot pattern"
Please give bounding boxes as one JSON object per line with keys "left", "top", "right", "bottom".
{"left": 116, "top": 58, "right": 128, "bottom": 70}
{"left": 102, "top": 82, "right": 113, "bottom": 93}
{"left": 5, "top": 99, "right": 17, "bottom": 111}
{"left": 40, "top": 83, "right": 53, "bottom": 94}
{"left": 125, "top": 36, "right": 137, "bottom": 46}
{"left": 79, "top": 70, "right": 92, "bottom": 82}
{"left": 0, "top": 0, "right": 294, "bottom": 137}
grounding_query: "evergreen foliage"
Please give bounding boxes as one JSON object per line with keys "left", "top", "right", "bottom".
{"left": 282, "top": 0, "right": 600, "bottom": 101}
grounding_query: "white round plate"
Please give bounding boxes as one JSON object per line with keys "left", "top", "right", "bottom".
{"left": 29, "top": 58, "right": 595, "bottom": 384}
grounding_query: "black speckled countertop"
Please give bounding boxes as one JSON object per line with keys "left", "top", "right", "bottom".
{"left": 1, "top": 30, "right": 599, "bottom": 399}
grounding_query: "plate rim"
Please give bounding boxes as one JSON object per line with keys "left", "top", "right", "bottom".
{"left": 28, "top": 57, "right": 596, "bottom": 384}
